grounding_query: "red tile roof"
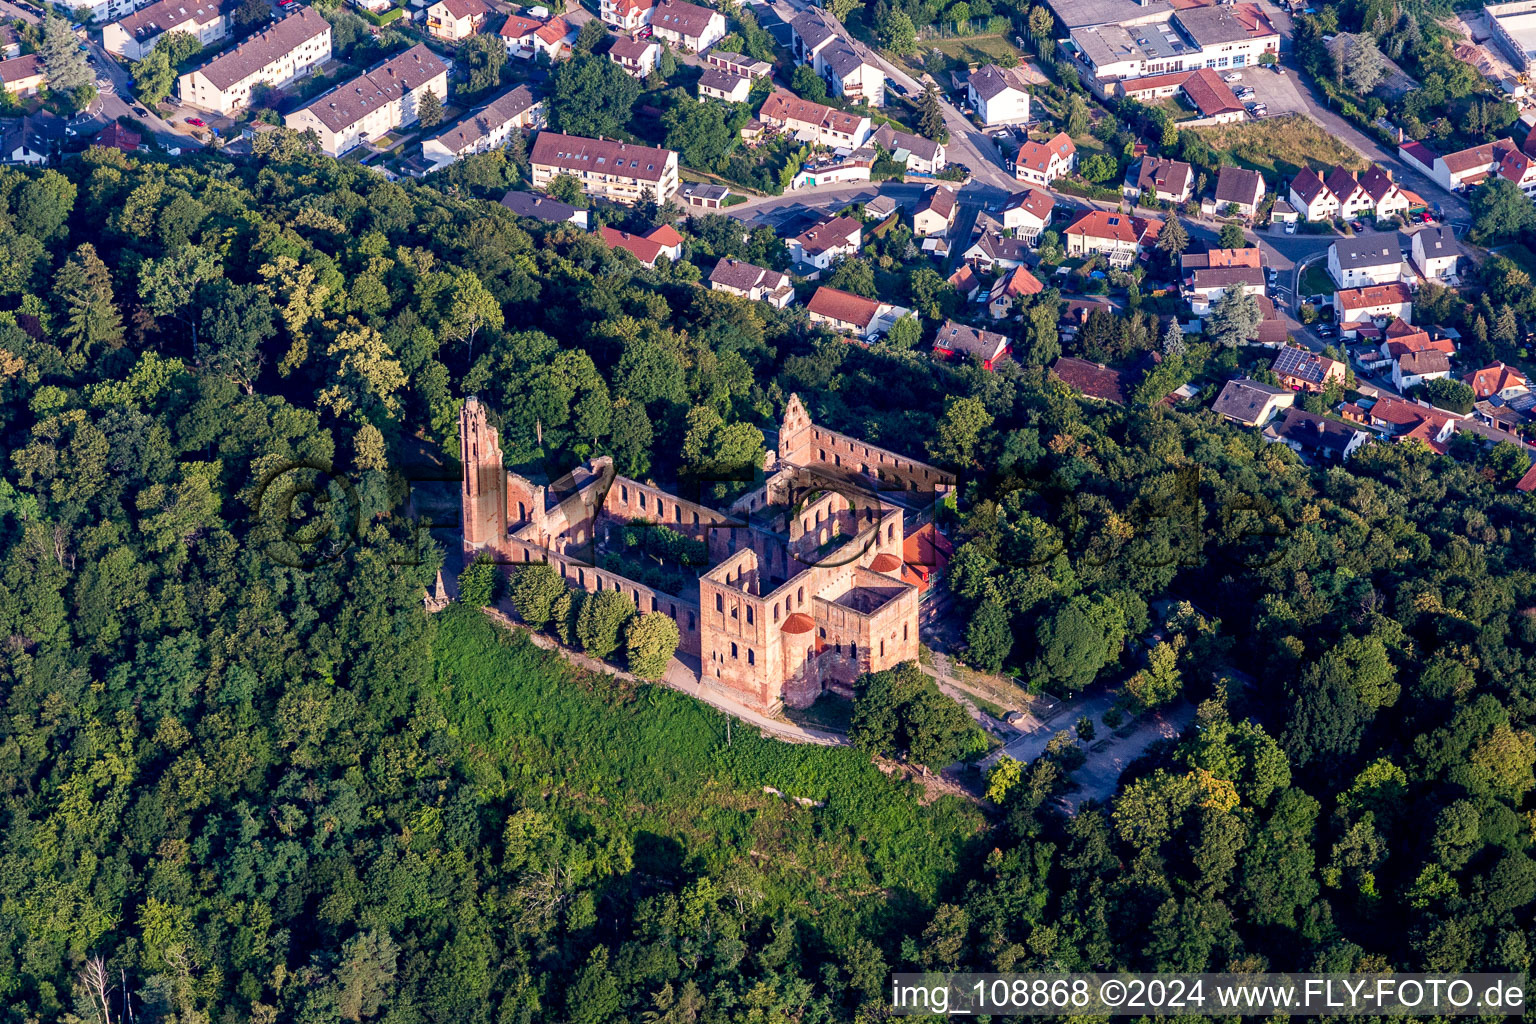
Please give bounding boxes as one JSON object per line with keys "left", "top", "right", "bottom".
{"left": 1181, "top": 67, "right": 1243, "bottom": 117}
{"left": 1335, "top": 281, "right": 1413, "bottom": 312}
{"left": 807, "top": 286, "right": 883, "bottom": 329}
{"left": 1051, "top": 356, "right": 1132, "bottom": 404}
{"left": 1064, "top": 210, "right": 1159, "bottom": 245}
{"left": 1015, "top": 131, "right": 1074, "bottom": 174}
{"left": 1465, "top": 362, "right": 1528, "bottom": 398}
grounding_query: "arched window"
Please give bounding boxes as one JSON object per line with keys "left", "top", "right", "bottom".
{"left": 746, "top": 607, "right": 754, "bottom": 625}
{"left": 747, "top": 649, "right": 755, "bottom": 666}
{"left": 850, "top": 643, "right": 858, "bottom": 660}
{"left": 731, "top": 642, "right": 738, "bottom": 659}
{"left": 715, "top": 593, "right": 723, "bottom": 612}
{"left": 621, "top": 485, "right": 629, "bottom": 502}
{"left": 797, "top": 587, "right": 804, "bottom": 606}
{"left": 772, "top": 606, "right": 779, "bottom": 622}
{"left": 880, "top": 640, "right": 885, "bottom": 657}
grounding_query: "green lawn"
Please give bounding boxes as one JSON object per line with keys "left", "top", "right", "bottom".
{"left": 1191, "top": 114, "right": 1368, "bottom": 179}
{"left": 1300, "top": 262, "right": 1337, "bottom": 297}
{"left": 922, "top": 33, "right": 1024, "bottom": 68}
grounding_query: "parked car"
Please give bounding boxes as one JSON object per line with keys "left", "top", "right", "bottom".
{"left": 1274, "top": 65, "right": 1287, "bottom": 74}
{"left": 1284, "top": 221, "right": 1296, "bottom": 234}
{"left": 1317, "top": 324, "right": 1336, "bottom": 337}
{"left": 1224, "top": 72, "right": 1242, "bottom": 82}
{"left": 133, "top": 104, "right": 148, "bottom": 116}
{"left": 185, "top": 116, "right": 205, "bottom": 127}
{"left": 1351, "top": 219, "right": 1365, "bottom": 232}
{"left": 1420, "top": 210, "right": 1433, "bottom": 222}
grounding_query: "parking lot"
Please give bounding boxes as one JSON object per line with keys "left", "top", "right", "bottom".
{"left": 1225, "top": 62, "right": 1308, "bottom": 120}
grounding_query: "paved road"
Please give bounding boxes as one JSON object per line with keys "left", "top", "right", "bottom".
{"left": 764, "top": 0, "right": 1018, "bottom": 191}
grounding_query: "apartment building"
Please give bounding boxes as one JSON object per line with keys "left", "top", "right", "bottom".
{"left": 178, "top": 7, "right": 331, "bottom": 114}
{"left": 104, "top": 0, "right": 237, "bottom": 61}
{"left": 1067, "top": 4, "right": 1278, "bottom": 98}
{"left": 426, "top": 0, "right": 490, "bottom": 41}
{"left": 529, "top": 131, "right": 679, "bottom": 204}
{"left": 285, "top": 44, "right": 447, "bottom": 157}
{"left": 650, "top": 0, "right": 725, "bottom": 51}
{"left": 421, "top": 84, "right": 541, "bottom": 169}
{"left": 815, "top": 38, "right": 884, "bottom": 105}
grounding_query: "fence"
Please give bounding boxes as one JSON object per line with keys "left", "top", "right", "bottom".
{"left": 915, "top": 15, "right": 1013, "bottom": 40}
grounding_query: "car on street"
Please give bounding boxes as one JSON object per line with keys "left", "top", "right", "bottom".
{"left": 1317, "top": 324, "right": 1335, "bottom": 338}
{"left": 1274, "top": 65, "right": 1287, "bottom": 74}
{"left": 185, "top": 116, "right": 205, "bottom": 126}
{"left": 133, "top": 104, "right": 148, "bottom": 116}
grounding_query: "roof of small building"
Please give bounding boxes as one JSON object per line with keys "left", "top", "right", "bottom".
{"left": 434, "top": 0, "right": 489, "bottom": 19}
{"left": 698, "top": 66, "right": 749, "bottom": 93}
{"left": 933, "top": 318, "right": 1009, "bottom": 360}
{"left": 1214, "top": 165, "right": 1264, "bottom": 204}
{"left": 1180, "top": 67, "right": 1244, "bottom": 117}
{"left": 500, "top": 190, "right": 580, "bottom": 222}
{"left": 1266, "top": 407, "right": 1362, "bottom": 456}
{"left": 1064, "top": 209, "right": 1158, "bottom": 245}
{"left": 1397, "top": 349, "right": 1451, "bottom": 375}
{"left": 969, "top": 63, "right": 1026, "bottom": 100}
{"left": 793, "top": 214, "right": 861, "bottom": 255}
{"left": 1335, "top": 281, "right": 1413, "bottom": 312}
{"left": 110, "top": 0, "right": 237, "bottom": 43}
{"left": 1016, "top": 131, "right": 1074, "bottom": 174}
{"left": 1003, "top": 188, "right": 1055, "bottom": 222}
{"left": 807, "top": 285, "right": 883, "bottom": 328}
{"left": 1212, "top": 377, "right": 1291, "bottom": 425}
{"left": 1332, "top": 231, "right": 1403, "bottom": 270}
{"left": 0, "top": 53, "right": 43, "bottom": 84}
{"left": 424, "top": 84, "right": 534, "bottom": 155}
{"left": 652, "top": 0, "right": 719, "bottom": 38}
{"left": 1289, "top": 166, "right": 1330, "bottom": 207}
{"left": 1358, "top": 164, "right": 1400, "bottom": 203}
{"left": 529, "top": 131, "right": 675, "bottom": 183}
{"left": 993, "top": 263, "right": 1043, "bottom": 299}
{"left": 608, "top": 35, "right": 658, "bottom": 59}
{"left": 1272, "top": 344, "right": 1342, "bottom": 385}
{"left": 915, "top": 185, "right": 956, "bottom": 219}
{"left": 1138, "top": 157, "right": 1192, "bottom": 196}
{"left": 1051, "top": 356, "right": 1133, "bottom": 404}
{"left": 1465, "top": 362, "right": 1529, "bottom": 398}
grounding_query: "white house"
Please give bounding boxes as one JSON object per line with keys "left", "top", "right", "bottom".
{"left": 421, "top": 85, "right": 540, "bottom": 169}
{"left": 285, "top": 44, "right": 448, "bottom": 157}
{"left": 104, "top": 0, "right": 235, "bottom": 61}
{"left": 0, "top": 113, "right": 61, "bottom": 165}
{"left": 1185, "top": 266, "right": 1265, "bottom": 316}
{"left": 709, "top": 257, "right": 795, "bottom": 307}
{"left": 500, "top": 10, "right": 575, "bottom": 60}
{"left": 961, "top": 230, "right": 1032, "bottom": 271}
{"left": 1334, "top": 281, "right": 1413, "bottom": 336}
{"left": 912, "top": 186, "right": 957, "bottom": 237}
{"left": 599, "top": 0, "right": 653, "bottom": 32}
{"left": 1410, "top": 225, "right": 1459, "bottom": 284}
{"left": 787, "top": 214, "right": 862, "bottom": 269}
{"left": 1000, "top": 188, "right": 1054, "bottom": 238}
{"left": 1013, "top": 131, "right": 1075, "bottom": 186}
{"left": 757, "top": 90, "right": 871, "bottom": 149}
{"left": 1063, "top": 210, "right": 1161, "bottom": 266}
{"left": 1327, "top": 232, "right": 1406, "bottom": 290}
{"left": 1136, "top": 157, "right": 1193, "bottom": 204}
{"left": 967, "top": 64, "right": 1030, "bottom": 126}
{"left": 698, "top": 66, "right": 750, "bottom": 101}
{"left": 1288, "top": 167, "right": 1339, "bottom": 222}
{"left": 1212, "top": 165, "right": 1265, "bottom": 217}
{"left": 425, "top": 0, "right": 490, "bottom": 41}
{"left": 1393, "top": 349, "right": 1453, "bottom": 390}
{"left": 178, "top": 7, "right": 332, "bottom": 115}
{"left": 1359, "top": 164, "right": 1410, "bottom": 222}
{"left": 650, "top": 0, "right": 725, "bottom": 51}
{"left": 815, "top": 39, "right": 884, "bottom": 106}
{"left": 608, "top": 36, "right": 660, "bottom": 78}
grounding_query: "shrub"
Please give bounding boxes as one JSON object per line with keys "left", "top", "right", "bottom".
{"left": 457, "top": 554, "right": 501, "bottom": 607}
{"left": 510, "top": 562, "right": 566, "bottom": 628}
{"left": 625, "top": 612, "right": 680, "bottom": 679}
{"left": 576, "top": 588, "right": 636, "bottom": 661}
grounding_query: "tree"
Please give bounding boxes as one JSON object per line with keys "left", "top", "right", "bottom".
{"left": 546, "top": 172, "right": 585, "bottom": 206}
{"left": 233, "top": 0, "right": 271, "bottom": 30}
{"left": 549, "top": 54, "right": 641, "bottom": 138}
{"left": 458, "top": 554, "right": 501, "bottom": 607}
{"left": 440, "top": 269, "right": 504, "bottom": 363}
{"left": 625, "top": 612, "right": 679, "bottom": 679}
{"left": 1487, "top": 440, "right": 1532, "bottom": 484}
{"left": 849, "top": 661, "right": 972, "bottom": 771}
{"left": 41, "top": 15, "right": 91, "bottom": 101}
{"left": 573, "top": 17, "right": 607, "bottom": 54}
{"left": 417, "top": 88, "right": 443, "bottom": 127}
{"left": 317, "top": 324, "right": 408, "bottom": 420}
{"left": 1155, "top": 216, "right": 1189, "bottom": 264}
{"left": 511, "top": 562, "right": 567, "bottom": 628}
{"left": 791, "top": 64, "right": 828, "bottom": 104}
{"left": 1471, "top": 177, "right": 1536, "bottom": 243}
{"left": 918, "top": 82, "right": 946, "bottom": 142}
{"left": 878, "top": 9, "right": 916, "bottom": 54}
{"left": 457, "top": 33, "right": 507, "bottom": 98}
{"left": 928, "top": 395, "right": 993, "bottom": 468}
{"left": 1032, "top": 595, "right": 1127, "bottom": 692}
{"left": 54, "top": 243, "right": 121, "bottom": 360}
{"left": 1080, "top": 152, "right": 1117, "bottom": 183}
{"left": 139, "top": 245, "right": 223, "bottom": 352}
{"left": 576, "top": 588, "right": 636, "bottom": 661}
{"left": 1328, "top": 33, "right": 1386, "bottom": 93}
{"left": 1065, "top": 93, "right": 1090, "bottom": 137}
{"left": 1205, "top": 286, "right": 1262, "bottom": 347}
{"left": 904, "top": 687, "right": 974, "bottom": 772}
{"left": 883, "top": 313, "right": 921, "bottom": 351}
{"left": 131, "top": 49, "right": 177, "bottom": 107}
{"left": 1028, "top": 4, "right": 1053, "bottom": 45}
{"left": 663, "top": 98, "right": 736, "bottom": 172}
{"left": 965, "top": 600, "right": 1012, "bottom": 673}
{"left": 1161, "top": 319, "right": 1185, "bottom": 357}
{"left": 1217, "top": 222, "right": 1248, "bottom": 249}
{"left": 1424, "top": 376, "right": 1475, "bottom": 414}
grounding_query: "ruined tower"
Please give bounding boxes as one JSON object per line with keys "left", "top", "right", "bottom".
{"left": 460, "top": 397, "right": 505, "bottom": 553}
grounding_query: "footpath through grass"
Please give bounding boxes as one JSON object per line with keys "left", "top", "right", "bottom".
{"left": 430, "top": 606, "right": 989, "bottom": 936}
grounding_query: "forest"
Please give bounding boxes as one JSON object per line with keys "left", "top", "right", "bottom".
{"left": 0, "top": 134, "right": 1534, "bottom": 1024}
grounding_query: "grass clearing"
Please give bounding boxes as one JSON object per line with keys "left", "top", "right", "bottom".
{"left": 921, "top": 33, "right": 1024, "bottom": 68}
{"left": 432, "top": 606, "right": 988, "bottom": 927}
{"left": 1300, "top": 262, "right": 1338, "bottom": 297}
{"left": 1192, "top": 114, "right": 1367, "bottom": 178}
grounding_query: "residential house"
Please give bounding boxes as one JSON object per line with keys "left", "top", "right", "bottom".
{"left": 94, "top": 121, "right": 142, "bottom": 154}
{"left": 1327, "top": 232, "right": 1405, "bottom": 290}
{"left": 103, "top": 0, "right": 236, "bottom": 61}
{"left": 1271, "top": 344, "right": 1345, "bottom": 392}
{"left": 989, "top": 265, "right": 1043, "bottom": 319}
{"left": 1000, "top": 188, "right": 1054, "bottom": 238}
{"left": 1270, "top": 199, "right": 1298, "bottom": 223}
{"left": 967, "top": 64, "right": 1030, "bottom": 125}
{"left": 788, "top": 8, "right": 836, "bottom": 64}
{"left": 1212, "top": 377, "right": 1295, "bottom": 427}
{"left": 709, "top": 257, "right": 794, "bottom": 307}
{"left": 1117, "top": 67, "right": 1244, "bottom": 121}
{"left": 1425, "top": 136, "right": 1536, "bottom": 194}
{"left": 500, "top": 189, "right": 589, "bottom": 228}
{"left": 816, "top": 39, "right": 884, "bottom": 106}
{"left": 1185, "top": 264, "right": 1265, "bottom": 316}
{"left": 706, "top": 50, "right": 771, "bottom": 79}
{"left": 1359, "top": 164, "right": 1410, "bottom": 221}
{"left": 1213, "top": 165, "right": 1265, "bottom": 217}
{"left": 0, "top": 54, "right": 44, "bottom": 97}
{"left": 285, "top": 44, "right": 447, "bottom": 157}
{"left": 1367, "top": 395, "right": 1456, "bottom": 451}
{"left": 501, "top": 11, "right": 575, "bottom": 60}
{"left": 609, "top": 36, "right": 660, "bottom": 78}
{"left": 788, "top": 153, "right": 873, "bottom": 188}
{"left": 1137, "top": 157, "right": 1193, "bottom": 204}
{"left": 178, "top": 7, "right": 331, "bottom": 114}
{"left": 1051, "top": 357, "right": 1136, "bottom": 404}
{"left": 1063, "top": 210, "right": 1161, "bottom": 266}
{"left": 1324, "top": 166, "right": 1374, "bottom": 219}
{"left": 1410, "top": 225, "right": 1458, "bottom": 284}
{"left": 912, "top": 186, "right": 957, "bottom": 237}
{"left": 421, "top": 85, "right": 540, "bottom": 169}
{"left": 1263, "top": 407, "right": 1368, "bottom": 460}
{"left": 599, "top": 0, "right": 653, "bottom": 32}
{"left": 1014, "top": 132, "right": 1075, "bottom": 186}
{"left": 806, "top": 286, "right": 909, "bottom": 340}
{"left": 947, "top": 264, "right": 982, "bottom": 302}
{"left": 1393, "top": 348, "right": 1453, "bottom": 390}
{"left": 650, "top": 0, "right": 725, "bottom": 51}
{"left": 0, "top": 25, "right": 20, "bottom": 59}
{"left": 0, "top": 112, "right": 62, "bottom": 165}
{"left": 600, "top": 224, "right": 684, "bottom": 266}
{"left": 1288, "top": 167, "right": 1339, "bottom": 222}
{"left": 1465, "top": 362, "right": 1529, "bottom": 401}
{"left": 1253, "top": 294, "right": 1290, "bottom": 346}
{"left": 1335, "top": 282, "right": 1413, "bottom": 337}
{"left": 757, "top": 90, "right": 871, "bottom": 149}
{"left": 932, "top": 319, "right": 1010, "bottom": 369}
{"left": 1181, "top": 247, "right": 1262, "bottom": 273}
{"left": 679, "top": 182, "right": 731, "bottom": 208}
{"left": 698, "top": 67, "right": 750, "bottom": 101}
{"left": 528, "top": 131, "right": 679, "bottom": 204}
{"left": 426, "top": 0, "right": 490, "bottom": 41}
{"left": 787, "top": 214, "right": 861, "bottom": 269}
{"left": 961, "top": 230, "right": 1031, "bottom": 271}
{"left": 868, "top": 123, "right": 945, "bottom": 174}
{"left": 75, "top": 0, "right": 147, "bottom": 24}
